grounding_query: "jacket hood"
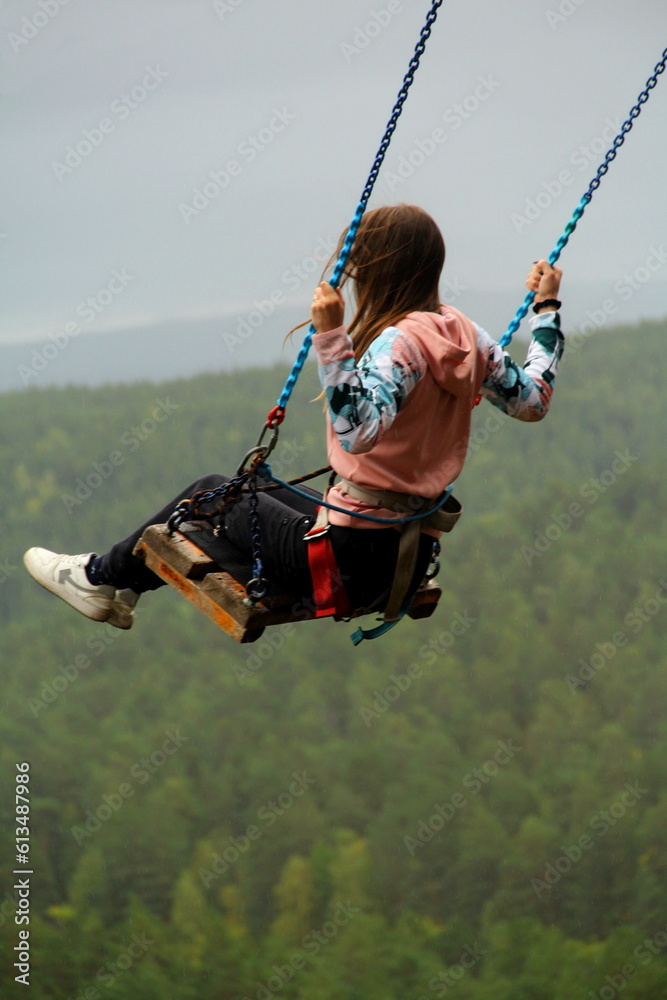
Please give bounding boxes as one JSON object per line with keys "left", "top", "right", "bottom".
{"left": 398, "top": 308, "right": 477, "bottom": 399}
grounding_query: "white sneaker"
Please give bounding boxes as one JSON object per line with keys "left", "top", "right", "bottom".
{"left": 108, "top": 589, "right": 140, "bottom": 630}
{"left": 23, "top": 548, "right": 115, "bottom": 622}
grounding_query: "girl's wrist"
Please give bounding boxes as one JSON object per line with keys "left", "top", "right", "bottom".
{"left": 533, "top": 298, "right": 561, "bottom": 313}
{"left": 312, "top": 323, "right": 346, "bottom": 337}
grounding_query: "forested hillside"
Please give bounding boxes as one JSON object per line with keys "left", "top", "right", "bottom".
{"left": 1, "top": 318, "right": 666, "bottom": 999}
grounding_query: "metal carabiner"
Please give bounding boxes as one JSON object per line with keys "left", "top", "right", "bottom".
{"left": 235, "top": 423, "right": 280, "bottom": 477}
{"left": 236, "top": 445, "right": 267, "bottom": 477}
{"left": 255, "top": 422, "right": 280, "bottom": 461}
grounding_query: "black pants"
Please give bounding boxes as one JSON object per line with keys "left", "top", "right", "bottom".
{"left": 100, "top": 474, "right": 435, "bottom": 611}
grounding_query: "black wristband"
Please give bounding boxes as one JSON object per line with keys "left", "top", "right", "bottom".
{"left": 533, "top": 298, "right": 561, "bottom": 313}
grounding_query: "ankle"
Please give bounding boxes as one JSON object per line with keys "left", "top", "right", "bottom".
{"left": 85, "top": 555, "right": 112, "bottom": 586}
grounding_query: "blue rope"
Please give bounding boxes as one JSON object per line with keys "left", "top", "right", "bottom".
{"left": 500, "top": 45, "right": 667, "bottom": 349}
{"left": 275, "top": 0, "right": 445, "bottom": 412}
{"left": 259, "top": 464, "right": 453, "bottom": 526}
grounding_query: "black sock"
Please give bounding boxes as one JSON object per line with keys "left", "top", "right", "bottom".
{"left": 85, "top": 555, "right": 111, "bottom": 586}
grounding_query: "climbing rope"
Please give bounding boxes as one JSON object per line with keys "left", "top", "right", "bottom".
{"left": 258, "top": 464, "right": 454, "bottom": 528}
{"left": 501, "top": 45, "right": 667, "bottom": 348}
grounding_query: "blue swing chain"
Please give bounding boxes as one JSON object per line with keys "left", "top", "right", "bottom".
{"left": 500, "top": 45, "right": 667, "bottom": 349}
{"left": 266, "top": 0, "right": 445, "bottom": 427}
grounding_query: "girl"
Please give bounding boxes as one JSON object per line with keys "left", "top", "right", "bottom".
{"left": 24, "top": 204, "right": 563, "bottom": 629}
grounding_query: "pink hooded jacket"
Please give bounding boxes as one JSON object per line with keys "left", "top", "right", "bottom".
{"left": 324, "top": 305, "right": 487, "bottom": 529}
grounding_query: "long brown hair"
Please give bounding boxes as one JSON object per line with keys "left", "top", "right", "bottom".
{"left": 334, "top": 204, "right": 445, "bottom": 361}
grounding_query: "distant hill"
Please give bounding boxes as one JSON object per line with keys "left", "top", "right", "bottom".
{"left": 2, "top": 280, "right": 665, "bottom": 392}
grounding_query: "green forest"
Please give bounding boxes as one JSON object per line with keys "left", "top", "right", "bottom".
{"left": 1, "top": 316, "right": 666, "bottom": 999}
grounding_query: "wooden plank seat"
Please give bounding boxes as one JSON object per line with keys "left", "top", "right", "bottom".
{"left": 133, "top": 523, "right": 442, "bottom": 643}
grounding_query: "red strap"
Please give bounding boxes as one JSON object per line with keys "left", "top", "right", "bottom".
{"left": 305, "top": 511, "right": 351, "bottom": 619}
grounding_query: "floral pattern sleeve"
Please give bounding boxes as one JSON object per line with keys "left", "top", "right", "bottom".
{"left": 312, "top": 310, "right": 564, "bottom": 454}
{"left": 312, "top": 325, "right": 426, "bottom": 454}
{"left": 477, "top": 310, "right": 564, "bottom": 421}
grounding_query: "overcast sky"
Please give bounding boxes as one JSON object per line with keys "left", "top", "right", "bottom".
{"left": 1, "top": 0, "right": 666, "bottom": 360}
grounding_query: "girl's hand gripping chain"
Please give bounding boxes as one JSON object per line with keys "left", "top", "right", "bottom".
{"left": 312, "top": 282, "right": 345, "bottom": 333}
{"left": 526, "top": 260, "right": 563, "bottom": 312}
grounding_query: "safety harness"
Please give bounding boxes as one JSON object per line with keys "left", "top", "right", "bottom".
{"left": 304, "top": 480, "right": 462, "bottom": 626}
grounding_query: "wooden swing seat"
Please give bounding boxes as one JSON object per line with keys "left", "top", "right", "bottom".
{"left": 133, "top": 523, "right": 442, "bottom": 643}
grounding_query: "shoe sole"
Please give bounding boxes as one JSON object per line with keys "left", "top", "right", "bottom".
{"left": 107, "top": 608, "right": 134, "bottom": 630}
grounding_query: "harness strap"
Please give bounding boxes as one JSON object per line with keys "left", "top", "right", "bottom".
{"left": 385, "top": 518, "right": 421, "bottom": 622}
{"left": 304, "top": 507, "right": 351, "bottom": 618}
{"left": 340, "top": 480, "right": 462, "bottom": 533}
{"left": 350, "top": 611, "right": 407, "bottom": 646}
{"left": 340, "top": 480, "right": 463, "bottom": 622}
{"left": 303, "top": 483, "right": 462, "bottom": 631}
